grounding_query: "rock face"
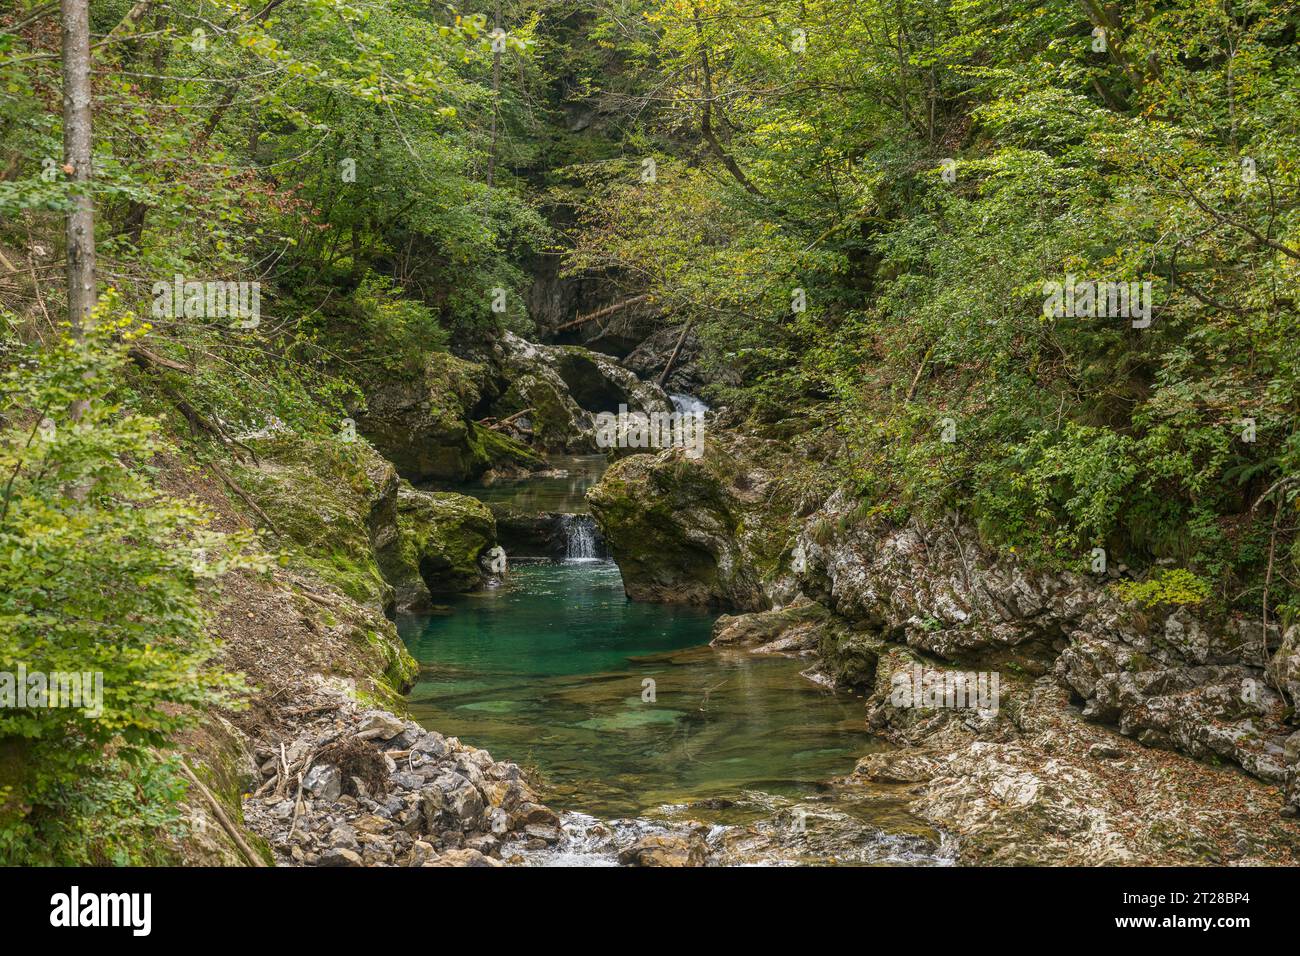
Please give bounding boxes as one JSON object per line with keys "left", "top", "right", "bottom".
{"left": 242, "top": 688, "right": 561, "bottom": 867}
{"left": 359, "top": 335, "right": 678, "bottom": 466}
{"left": 486, "top": 504, "right": 609, "bottom": 560}
{"left": 235, "top": 430, "right": 499, "bottom": 617}
{"left": 852, "top": 675, "right": 1300, "bottom": 865}
{"left": 485, "top": 332, "right": 673, "bottom": 452}
{"left": 796, "top": 491, "right": 1085, "bottom": 673}
{"left": 789, "top": 490, "right": 1294, "bottom": 791}
{"left": 234, "top": 431, "right": 402, "bottom": 616}
{"left": 376, "top": 483, "right": 498, "bottom": 609}
{"left": 587, "top": 435, "right": 803, "bottom": 609}
{"left": 622, "top": 324, "right": 705, "bottom": 394}
{"left": 357, "top": 350, "right": 541, "bottom": 482}
{"left": 591, "top": 432, "right": 1300, "bottom": 846}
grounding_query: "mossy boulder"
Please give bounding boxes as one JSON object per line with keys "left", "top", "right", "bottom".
{"left": 376, "top": 483, "right": 497, "bottom": 607}
{"left": 587, "top": 435, "right": 797, "bottom": 610}
{"left": 500, "top": 372, "right": 590, "bottom": 452}
{"left": 467, "top": 419, "right": 544, "bottom": 477}
{"left": 816, "top": 624, "right": 890, "bottom": 689}
{"left": 233, "top": 432, "right": 398, "bottom": 615}
{"left": 357, "top": 350, "right": 540, "bottom": 481}
{"left": 487, "top": 332, "right": 673, "bottom": 452}
{"left": 223, "top": 432, "right": 419, "bottom": 705}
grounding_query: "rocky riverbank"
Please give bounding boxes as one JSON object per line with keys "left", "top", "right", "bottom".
{"left": 240, "top": 684, "right": 561, "bottom": 866}
{"left": 174, "top": 333, "right": 647, "bottom": 866}
{"left": 174, "top": 320, "right": 1300, "bottom": 867}
{"left": 588, "top": 431, "right": 1300, "bottom": 864}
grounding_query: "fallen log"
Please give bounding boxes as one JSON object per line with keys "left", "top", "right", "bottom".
{"left": 554, "top": 293, "right": 652, "bottom": 332}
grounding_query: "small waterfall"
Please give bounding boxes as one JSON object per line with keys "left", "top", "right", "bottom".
{"left": 669, "top": 393, "right": 709, "bottom": 416}
{"left": 560, "top": 513, "right": 600, "bottom": 563}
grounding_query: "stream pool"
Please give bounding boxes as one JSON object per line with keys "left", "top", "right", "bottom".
{"left": 399, "top": 560, "right": 881, "bottom": 818}
{"left": 399, "top": 457, "right": 951, "bottom": 864}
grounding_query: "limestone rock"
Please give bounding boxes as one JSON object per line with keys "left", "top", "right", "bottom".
{"left": 617, "top": 833, "right": 708, "bottom": 867}
{"left": 588, "top": 434, "right": 794, "bottom": 609}
{"left": 375, "top": 483, "right": 497, "bottom": 606}
{"left": 358, "top": 350, "right": 540, "bottom": 482}
{"left": 486, "top": 332, "right": 673, "bottom": 453}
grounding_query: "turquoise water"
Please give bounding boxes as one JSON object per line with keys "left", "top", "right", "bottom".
{"left": 458, "top": 454, "right": 606, "bottom": 513}
{"left": 398, "top": 561, "right": 882, "bottom": 818}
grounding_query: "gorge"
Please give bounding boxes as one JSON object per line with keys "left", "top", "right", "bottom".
{"left": 2, "top": 0, "right": 1298, "bottom": 879}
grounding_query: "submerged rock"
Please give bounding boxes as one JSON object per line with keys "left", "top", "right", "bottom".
{"left": 710, "top": 601, "right": 839, "bottom": 657}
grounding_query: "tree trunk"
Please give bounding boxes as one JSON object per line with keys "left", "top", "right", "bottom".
{"left": 486, "top": 1, "right": 503, "bottom": 187}
{"left": 61, "top": 0, "right": 96, "bottom": 333}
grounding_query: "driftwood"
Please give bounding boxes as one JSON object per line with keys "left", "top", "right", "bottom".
{"left": 128, "top": 343, "right": 262, "bottom": 464}
{"left": 554, "top": 294, "right": 651, "bottom": 332}
{"left": 206, "top": 458, "right": 281, "bottom": 536}
{"left": 128, "top": 343, "right": 191, "bottom": 373}
{"left": 475, "top": 407, "right": 532, "bottom": 431}
{"left": 657, "top": 319, "right": 694, "bottom": 387}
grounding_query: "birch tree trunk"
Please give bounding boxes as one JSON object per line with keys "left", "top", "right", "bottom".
{"left": 61, "top": 0, "right": 96, "bottom": 333}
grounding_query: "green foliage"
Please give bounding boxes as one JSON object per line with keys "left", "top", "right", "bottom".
{"left": 565, "top": 0, "right": 1300, "bottom": 613}
{"left": 2, "top": 0, "right": 1299, "bottom": 861}
{"left": 1113, "top": 569, "right": 1213, "bottom": 609}
{"left": 0, "top": 302, "right": 263, "bottom": 863}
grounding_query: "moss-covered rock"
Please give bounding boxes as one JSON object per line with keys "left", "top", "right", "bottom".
{"left": 376, "top": 482, "right": 497, "bottom": 607}
{"left": 466, "top": 420, "right": 545, "bottom": 477}
{"left": 233, "top": 432, "right": 398, "bottom": 616}
{"left": 487, "top": 332, "right": 673, "bottom": 453}
{"left": 500, "top": 372, "right": 589, "bottom": 451}
{"left": 587, "top": 434, "right": 799, "bottom": 609}
{"left": 357, "top": 351, "right": 540, "bottom": 481}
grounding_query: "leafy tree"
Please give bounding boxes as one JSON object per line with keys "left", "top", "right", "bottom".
{"left": 0, "top": 299, "right": 262, "bottom": 863}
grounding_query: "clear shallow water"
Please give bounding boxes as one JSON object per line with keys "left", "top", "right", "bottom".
{"left": 457, "top": 454, "right": 607, "bottom": 514}
{"left": 401, "top": 431, "right": 951, "bottom": 862}
{"left": 398, "top": 563, "right": 925, "bottom": 834}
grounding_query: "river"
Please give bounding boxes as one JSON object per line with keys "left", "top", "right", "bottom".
{"left": 399, "top": 455, "right": 952, "bottom": 865}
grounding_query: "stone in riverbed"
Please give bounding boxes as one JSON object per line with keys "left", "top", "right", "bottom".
{"left": 423, "top": 848, "right": 503, "bottom": 867}
{"left": 421, "top": 772, "right": 485, "bottom": 829}
{"left": 411, "top": 731, "right": 449, "bottom": 759}
{"left": 318, "top": 847, "right": 363, "bottom": 867}
{"left": 512, "top": 802, "right": 559, "bottom": 829}
{"left": 617, "top": 833, "right": 708, "bottom": 867}
{"left": 524, "top": 824, "right": 561, "bottom": 844}
{"left": 355, "top": 710, "right": 407, "bottom": 741}
{"left": 302, "top": 764, "right": 343, "bottom": 803}
{"left": 464, "top": 834, "right": 500, "bottom": 856}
